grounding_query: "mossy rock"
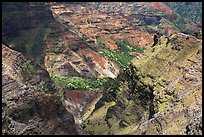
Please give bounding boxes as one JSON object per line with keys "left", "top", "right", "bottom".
{"left": 83, "top": 101, "right": 116, "bottom": 134}
{"left": 158, "top": 101, "right": 169, "bottom": 112}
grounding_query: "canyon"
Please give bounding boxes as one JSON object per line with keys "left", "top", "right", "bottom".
{"left": 2, "top": 2, "right": 202, "bottom": 135}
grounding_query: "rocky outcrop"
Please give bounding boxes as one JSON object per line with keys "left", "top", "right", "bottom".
{"left": 62, "top": 89, "right": 104, "bottom": 134}
{"left": 84, "top": 2, "right": 179, "bottom": 36}
{"left": 81, "top": 33, "right": 202, "bottom": 135}
{"left": 2, "top": 44, "right": 78, "bottom": 135}
{"left": 2, "top": 44, "right": 56, "bottom": 93}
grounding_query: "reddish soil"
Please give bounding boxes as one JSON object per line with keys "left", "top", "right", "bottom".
{"left": 149, "top": 2, "right": 174, "bottom": 14}
{"left": 128, "top": 52, "right": 144, "bottom": 57}
{"left": 79, "top": 47, "right": 106, "bottom": 69}
{"left": 100, "top": 36, "right": 118, "bottom": 50}
{"left": 65, "top": 89, "right": 95, "bottom": 104}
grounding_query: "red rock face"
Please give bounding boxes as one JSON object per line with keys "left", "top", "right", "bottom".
{"left": 148, "top": 2, "right": 174, "bottom": 14}
{"left": 65, "top": 89, "right": 95, "bottom": 105}
{"left": 109, "top": 29, "right": 154, "bottom": 48}
{"left": 80, "top": 26, "right": 100, "bottom": 38}
{"left": 44, "top": 18, "right": 120, "bottom": 78}
{"left": 128, "top": 52, "right": 144, "bottom": 57}
{"left": 79, "top": 48, "right": 106, "bottom": 69}
{"left": 100, "top": 36, "right": 118, "bottom": 50}
{"left": 125, "top": 30, "right": 154, "bottom": 48}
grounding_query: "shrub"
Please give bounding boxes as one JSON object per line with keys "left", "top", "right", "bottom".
{"left": 99, "top": 48, "right": 134, "bottom": 69}
{"left": 50, "top": 74, "right": 108, "bottom": 92}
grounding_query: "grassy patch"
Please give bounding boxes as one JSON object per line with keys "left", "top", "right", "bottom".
{"left": 50, "top": 73, "right": 108, "bottom": 92}
{"left": 98, "top": 38, "right": 144, "bottom": 69}
{"left": 99, "top": 48, "right": 134, "bottom": 69}
{"left": 116, "top": 39, "right": 144, "bottom": 54}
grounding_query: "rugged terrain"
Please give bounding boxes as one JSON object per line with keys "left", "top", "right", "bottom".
{"left": 82, "top": 33, "right": 202, "bottom": 135}
{"left": 2, "top": 44, "right": 78, "bottom": 135}
{"left": 44, "top": 3, "right": 154, "bottom": 78}
{"left": 81, "top": 34, "right": 202, "bottom": 134}
{"left": 2, "top": 2, "right": 202, "bottom": 135}
{"left": 84, "top": 2, "right": 202, "bottom": 36}
{"left": 2, "top": 2, "right": 54, "bottom": 65}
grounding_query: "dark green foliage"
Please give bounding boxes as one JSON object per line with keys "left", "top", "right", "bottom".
{"left": 105, "top": 81, "right": 121, "bottom": 100}
{"left": 10, "top": 22, "right": 50, "bottom": 65}
{"left": 110, "top": 35, "right": 115, "bottom": 41}
{"left": 116, "top": 39, "right": 144, "bottom": 54}
{"left": 99, "top": 48, "right": 134, "bottom": 69}
{"left": 20, "top": 58, "right": 56, "bottom": 93}
{"left": 50, "top": 45, "right": 64, "bottom": 54}
{"left": 116, "top": 40, "right": 131, "bottom": 54}
{"left": 21, "top": 59, "right": 36, "bottom": 82}
{"left": 122, "top": 38, "right": 129, "bottom": 45}
{"left": 164, "top": 2, "right": 202, "bottom": 25}
{"left": 50, "top": 74, "right": 108, "bottom": 92}
{"left": 82, "top": 120, "right": 91, "bottom": 129}
{"left": 98, "top": 39, "right": 144, "bottom": 69}
{"left": 96, "top": 39, "right": 106, "bottom": 50}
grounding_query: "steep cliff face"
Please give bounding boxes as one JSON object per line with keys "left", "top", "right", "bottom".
{"left": 82, "top": 33, "right": 202, "bottom": 135}
{"left": 2, "top": 44, "right": 56, "bottom": 93}
{"left": 2, "top": 2, "right": 121, "bottom": 79}
{"left": 43, "top": 3, "right": 153, "bottom": 79}
{"left": 2, "top": 2, "right": 53, "bottom": 65}
{"left": 2, "top": 44, "right": 78, "bottom": 135}
{"left": 44, "top": 19, "right": 120, "bottom": 79}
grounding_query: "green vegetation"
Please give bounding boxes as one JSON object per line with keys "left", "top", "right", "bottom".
{"left": 50, "top": 73, "right": 108, "bottom": 92}
{"left": 96, "top": 39, "right": 106, "bottom": 49}
{"left": 82, "top": 120, "right": 91, "bottom": 129}
{"left": 104, "top": 81, "right": 122, "bottom": 100}
{"left": 11, "top": 22, "right": 50, "bottom": 66}
{"left": 98, "top": 38, "right": 144, "bottom": 69}
{"left": 116, "top": 39, "right": 144, "bottom": 54}
{"left": 21, "top": 59, "right": 36, "bottom": 82}
{"left": 110, "top": 35, "right": 115, "bottom": 41}
{"left": 94, "top": 3, "right": 100, "bottom": 10}
{"left": 99, "top": 48, "right": 134, "bottom": 69}
{"left": 50, "top": 43, "right": 64, "bottom": 54}
{"left": 164, "top": 2, "right": 202, "bottom": 25}
{"left": 20, "top": 59, "right": 55, "bottom": 93}
{"left": 83, "top": 101, "right": 116, "bottom": 134}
